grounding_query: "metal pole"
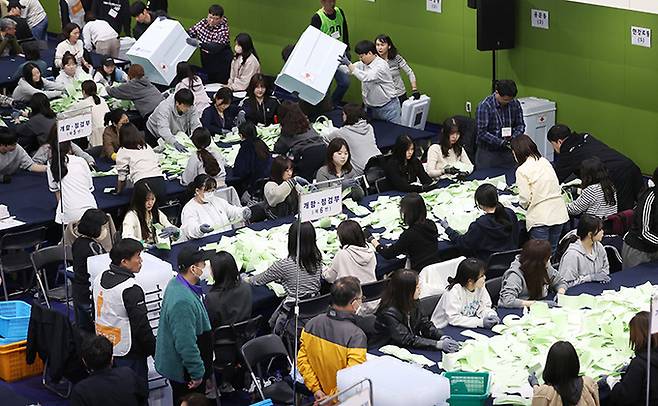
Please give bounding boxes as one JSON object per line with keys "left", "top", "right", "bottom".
{"left": 56, "top": 139, "right": 70, "bottom": 318}
{"left": 647, "top": 295, "right": 653, "bottom": 406}
{"left": 293, "top": 214, "right": 302, "bottom": 403}
{"left": 491, "top": 49, "right": 497, "bottom": 93}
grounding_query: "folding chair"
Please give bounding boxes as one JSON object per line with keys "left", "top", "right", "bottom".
{"left": 418, "top": 294, "right": 442, "bottom": 318}
{"left": 486, "top": 276, "right": 503, "bottom": 306}
{"left": 486, "top": 249, "right": 521, "bottom": 279}
{"left": 241, "top": 334, "right": 294, "bottom": 405}
{"left": 31, "top": 245, "right": 73, "bottom": 307}
{"left": 604, "top": 245, "right": 623, "bottom": 274}
{"left": 0, "top": 226, "right": 47, "bottom": 300}
{"left": 418, "top": 256, "right": 466, "bottom": 298}
{"left": 360, "top": 278, "right": 390, "bottom": 304}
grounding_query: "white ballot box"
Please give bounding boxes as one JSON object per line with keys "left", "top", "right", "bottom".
{"left": 401, "top": 94, "right": 431, "bottom": 130}
{"left": 519, "top": 97, "right": 557, "bottom": 161}
{"left": 126, "top": 19, "right": 196, "bottom": 86}
{"left": 275, "top": 26, "right": 347, "bottom": 105}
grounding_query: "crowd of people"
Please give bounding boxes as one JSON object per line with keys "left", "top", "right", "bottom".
{"left": 1, "top": 0, "right": 657, "bottom": 406}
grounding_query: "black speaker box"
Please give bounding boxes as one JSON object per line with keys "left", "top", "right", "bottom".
{"left": 467, "top": 0, "right": 477, "bottom": 9}
{"left": 476, "top": 0, "right": 515, "bottom": 51}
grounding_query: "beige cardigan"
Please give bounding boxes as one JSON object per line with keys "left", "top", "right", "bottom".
{"left": 532, "top": 376, "right": 600, "bottom": 406}
{"left": 426, "top": 144, "right": 473, "bottom": 178}
{"left": 226, "top": 54, "right": 261, "bottom": 92}
{"left": 516, "top": 156, "right": 569, "bottom": 230}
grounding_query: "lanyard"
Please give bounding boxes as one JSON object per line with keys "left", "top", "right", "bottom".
{"left": 495, "top": 103, "right": 512, "bottom": 129}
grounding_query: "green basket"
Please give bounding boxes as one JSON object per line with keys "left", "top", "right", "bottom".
{"left": 445, "top": 371, "right": 490, "bottom": 406}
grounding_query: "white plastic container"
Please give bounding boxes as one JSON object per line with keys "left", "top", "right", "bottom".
{"left": 337, "top": 356, "right": 450, "bottom": 406}
{"left": 401, "top": 94, "right": 431, "bottom": 130}
{"left": 126, "top": 19, "right": 196, "bottom": 86}
{"left": 519, "top": 97, "right": 556, "bottom": 161}
{"left": 275, "top": 26, "right": 347, "bottom": 105}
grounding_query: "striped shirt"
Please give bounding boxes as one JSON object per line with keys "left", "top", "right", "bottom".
{"left": 248, "top": 257, "right": 321, "bottom": 300}
{"left": 567, "top": 183, "right": 618, "bottom": 218}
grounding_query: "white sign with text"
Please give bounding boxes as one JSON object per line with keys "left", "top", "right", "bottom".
{"left": 299, "top": 186, "right": 342, "bottom": 222}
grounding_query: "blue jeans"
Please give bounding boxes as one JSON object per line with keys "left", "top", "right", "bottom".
{"left": 332, "top": 68, "right": 350, "bottom": 107}
{"left": 529, "top": 223, "right": 565, "bottom": 253}
{"left": 369, "top": 98, "right": 401, "bottom": 125}
{"left": 31, "top": 16, "right": 49, "bottom": 42}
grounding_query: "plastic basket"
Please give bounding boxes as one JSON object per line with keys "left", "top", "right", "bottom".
{"left": 445, "top": 371, "right": 490, "bottom": 406}
{"left": 0, "top": 301, "right": 31, "bottom": 339}
{"left": 0, "top": 340, "right": 43, "bottom": 382}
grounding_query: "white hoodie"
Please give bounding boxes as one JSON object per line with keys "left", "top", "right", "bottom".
{"left": 326, "top": 120, "right": 381, "bottom": 176}
{"left": 431, "top": 285, "right": 494, "bottom": 329}
{"left": 323, "top": 245, "right": 378, "bottom": 315}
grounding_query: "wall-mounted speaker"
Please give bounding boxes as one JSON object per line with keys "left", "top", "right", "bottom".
{"left": 467, "top": 0, "right": 477, "bottom": 9}
{"left": 476, "top": 0, "right": 515, "bottom": 51}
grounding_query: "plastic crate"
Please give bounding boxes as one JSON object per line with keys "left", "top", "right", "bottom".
{"left": 0, "top": 336, "right": 26, "bottom": 346}
{"left": 445, "top": 371, "right": 490, "bottom": 406}
{"left": 0, "top": 301, "right": 31, "bottom": 339}
{"left": 0, "top": 340, "right": 43, "bottom": 382}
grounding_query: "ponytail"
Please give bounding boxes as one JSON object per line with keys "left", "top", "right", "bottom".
{"left": 239, "top": 122, "right": 270, "bottom": 161}
{"left": 81, "top": 80, "right": 101, "bottom": 105}
{"left": 493, "top": 202, "right": 512, "bottom": 232}
{"left": 191, "top": 128, "right": 220, "bottom": 177}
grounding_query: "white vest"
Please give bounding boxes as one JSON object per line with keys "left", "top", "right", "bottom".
{"left": 92, "top": 272, "right": 136, "bottom": 357}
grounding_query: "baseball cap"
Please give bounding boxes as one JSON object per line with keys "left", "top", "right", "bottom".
{"left": 7, "top": 1, "right": 25, "bottom": 9}
{"left": 177, "top": 247, "right": 213, "bottom": 272}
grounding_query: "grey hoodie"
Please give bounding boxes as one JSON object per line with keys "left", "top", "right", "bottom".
{"left": 326, "top": 120, "right": 381, "bottom": 176}
{"left": 558, "top": 240, "right": 610, "bottom": 288}
{"left": 146, "top": 94, "right": 202, "bottom": 145}
{"left": 323, "top": 245, "right": 377, "bottom": 284}
{"left": 106, "top": 77, "right": 164, "bottom": 117}
{"left": 498, "top": 256, "right": 567, "bottom": 308}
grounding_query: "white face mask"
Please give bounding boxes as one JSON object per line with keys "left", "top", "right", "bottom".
{"left": 203, "top": 191, "right": 214, "bottom": 202}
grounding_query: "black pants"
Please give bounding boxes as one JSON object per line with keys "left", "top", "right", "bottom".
{"left": 170, "top": 377, "right": 206, "bottom": 405}
{"left": 135, "top": 176, "right": 167, "bottom": 205}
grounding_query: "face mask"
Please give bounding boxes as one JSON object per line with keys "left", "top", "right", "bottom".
{"left": 203, "top": 191, "right": 214, "bottom": 202}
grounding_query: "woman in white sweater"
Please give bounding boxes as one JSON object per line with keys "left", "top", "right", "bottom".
{"left": 431, "top": 258, "right": 499, "bottom": 329}
{"left": 226, "top": 33, "right": 260, "bottom": 92}
{"left": 12, "top": 63, "right": 64, "bottom": 102}
{"left": 71, "top": 81, "right": 110, "bottom": 147}
{"left": 55, "top": 53, "right": 92, "bottom": 89}
{"left": 264, "top": 156, "right": 301, "bottom": 219}
{"left": 54, "top": 23, "right": 90, "bottom": 69}
{"left": 173, "top": 62, "right": 211, "bottom": 112}
{"left": 122, "top": 182, "right": 179, "bottom": 245}
{"left": 181, "top": 128, "right": 226, "bottom": 187}
{"left": 512, "top": 135, "right": 569, "bottom": 253}
{"left": 181, "top": 174, "right": 251, "bottom": 240}
{"left": 426, "top": 117, "right": 473, "bottom": 179}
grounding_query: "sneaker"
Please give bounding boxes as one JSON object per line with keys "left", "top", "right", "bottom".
{"left": 219, "top": 382, "right": 236, "bottom": 394}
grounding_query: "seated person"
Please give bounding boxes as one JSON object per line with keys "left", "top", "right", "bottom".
{"left": 146, "top": 89, "right": 202, "bottom": 152}
{"left": 369, "top": 269, "right": 459, "bottom": 352}
{"left": 567, "top": 157, "right": 618, "bottom": 219}
{"left": 438, "top": 184, "right": 519, "bottom": 261}
{"left": 55, "top": 52, "right": 92, "bottom": 89}
{"left": 431, "top": 258, "right": 499, "bottom": 329}
{"left": 264, "top": 156, "right": 301, "bottom": 219}
{"left": 201, "top": 88, "right": 232, "bottom": 135}
{"left": 558, "top": 215, "right": 610, "bottom": 288}
{"left": 94, "top": 57, "right": 128, "bottom": 87}
{"left": 70, "top": 335, "right": 148, "bottom": 406}
{"left": 180, "top": 174, "right": 251, "bottom": 240}
{"left": 226, "top": 33, "right": 261, "bottom": 92}
{"left": 0, "top": 127, "right": 46, "bottom": 177}
{"left": 384, "top": 135, "right": 433, "bottom": 193}
{"left": 371, "top": 193, "right": 442, "bottom": 271}
{"left": 622, "top": 167, "right": 658, "bottom": 269}
{"left": 325, "top": 103, "right": 380, "bottom": 176}
{"left": 181, "top": 128, "right": 226, "bottom": 187}
{"left": 548, "top": 123, "right": 644, "bottom": 211}
{"left": 426, "top": 117, "right": 473, "bottom": 179}
{"left": 12, "top": 63, "right": 64, "bottom": 102}
{"left": 33, "top": 125, "right": 95, "bottom": 167}
{"left": 315, "top": 137, "right": 365, "bottom": 201}
{"left": 10, "top": 42, "right": 48, "bottom": 83}
{"left": 102, "top": 109, "right": 129, "bottom": 160}
{"left": 0, "top": 17, "right": 22, "bottom": 56}
{"left": 122, "top": 182, "right": 179, "bottom": 246}
{"left": 15, "top": 93, "right": 56, "bottom": 154}
{"left": 173, "top": 62, "right": 210, "bottom": 113}
{"left": 273, "top": 101, "right": 325, "bottom": 157}
{"left": 232, "top": 121, "right": 272, "bottom": 198}
{"left": 54, "top": 23, "right": 91, "bottom": 69}
{"left": 106, "top": 64, "right": 164, "bottom": 119}
{"left": 238, "top": 74, "right": 279, "bottom": 126}
{"left": 498, "top": 240, "right": 567, "bottom": 308}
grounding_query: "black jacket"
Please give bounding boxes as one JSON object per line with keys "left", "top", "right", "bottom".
{"left": 607, "top": 349, "right": 658, "bottom": 406}
{"left": 99, "top": 265, "right": 156, "bottom": 359}
{"left": 70, "top": 366, "right": 148, "bottom": 406}
{"left": 91, "top": 0, "right": 131, "bottom": 35}
{"left": 204, "top": 281, "right": 253, "bottom": 329}
{"left": 624, "top": 188, "right": 658, "bottom": 253}
{"left": 447, "top": 208, "right": 520, "bottom": 261}
{"left": 553, "top": 133, "right": 644, "bottom": 211}
{"left": 15, "top": 113, "right": 56, "bottom": 154}
{"left": 383, "top": 156, "right": 433, "bottom": 193}
{"left": 72, "top": 236, "right": 106, "bottom": 306}
{"left": 240, "top": 96, "right": 280, "bottom": 126}
{"left": 132, "top": 10, "right": 166, "bottom": 40}
{"left": 7, "top": 16, "right": 33, "bottom": 42}
{"left": 369, "top": 304, "right": 443, "bottom": 350}
{"left": 376, "top": 220, "right": 442, "bottom": 271}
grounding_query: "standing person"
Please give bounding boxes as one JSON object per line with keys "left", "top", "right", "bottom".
{"left": 129, "top": 1, "right": 166, "bottom": 40}
{"left": 114, "top": 123, "right": 165, "bottom": 201}
{"left": 383, "top": 135, "right": 434, "bottom": 193}
{"left": 0, "top": 127, "right": 46, "bottom": 177}
{"left": 72, "top": 80, "right": 110, "bottom": 147}
{"left": 622, "top": 167, "right": 658, "bottom": 269}
{"left": 12, "top": 63, "right": 64, "bottom": 102}
{"left": 17, "top": 0, "right": 48, "bottom": 42}
{"left": 187, "top": 4, "right": 232, "bottom": 84}
{"left": 498, "top": 240, "right": 567, "bottom": 308}
{"left": 201, "top": 88, "right": 232, "bottom": 135}
{"left": 93, "top": 57, "right": 128, "bottom": 87}
{"left": 310, "top": 0, "right": 351, "bottom": 107}
{"left": 232, "top": 121, "right": 272, "bottom": 198}
{"left": 338, "top": 40, "right": 400, "bottom": 124}
{"left": 106, "top": 64, "right": 164, "bottom": 119}
{"left": 146, "top": 89, "right": 202, "bottom": 152}
{"left": 371, "top": 193, "right": 442, "bottom": 271}
{"left": 225, "top": 32, "right": 260, "bottom": 92}
{"left": 102, "top": 108, "right": 129, "bottom": 160}
{"left": 600, "top": 311, "right": 658, "bottom": 406}
{"left": 82, "top": 12, "right": 120, "bottom": 58}
{"left": 567, "top": 157, "right": 618, "bottom": 219}
{"left": 298, "top": 277, "right": 367, "bottom": 403}
{"left": 93, "top": 238, "right": 156, "bottom": 385}
{"left": 121, "top": 182, "right": 178, "bottom": 245}
{"left": 246, "top": 222, "right": 323, "bottom": 333}
{"left": 6, "top": 2, "right": 34, "bottom": 44}
{"left": 370, "top": 269, "right": 459, "bottom": 352}
{"left": 90, "top": 0, "right": 131, "bottom": 36}
{"left": 547, "top": 124, "right": 644, "bottom": 211}
{"left": 54, "top": 23, "right": 91, "bottom": 69}
{"left": 155, "top": 247, "right": 213, "bottom": 403}
{"left": 558, "top": 214, "right": 610, "bottom": 288}
{"left": 173, "top": 62, "right": 211, "bottom": 113}
{"left": 15, "top": 93, "right": 56, "bottom": 154}
{"left": 426, "top": 117, "right": 474, "bottom": 179}
{"left": 438, "top": 183, "right": 519, "bottom": 262}
{"left": 528, "top": 341, "right": 600, "bottom": 406}
{"left": 375, "top": 34, "right": 419, "bottom": 105}
{"left": 475, "top": 79, "right": 525, "bottom": 169}
{"left": 315, "top": 137, "right": 365, "bottom": 201}
{"left": 0, "top": 18, "right": 22, "bottom": 56}
{"left": 237, "top": 74, "right": 280, "bottom": 126}
{"left": 325, "top": 104, "right": 379, "bottom": 177}
{"left": 181, "top": 128, "right": 226, "bottom": 187}
{"left": 431, "top": 258, "right": 499, "bottom": 329}
{"left": 512, "top": 135, "right": 569, "bottom": 253}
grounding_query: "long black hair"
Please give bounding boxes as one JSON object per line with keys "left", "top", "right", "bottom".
{"left": 447, "top": 258, "right": 486, "bottom": 291}
{"left": 400, "top": 193, "right": 427, "bottom": 227}
{"left": 440, "top": 117, "right": 464, "bottom": 158}
{"left": 22, "top": 63, "right": 43, "bottom": 89}
{"left": 235, "top": 33, "right": 259, "bottom": 65}
{"left": 377, "top": 269, "right": 418, "bottom": 315}
{"left": 48, "top": 124, "right": 70, "bottom": 182}
{"left": 287, "top": 222, "right": 322, "bottom": 274}
{"left": 391, "top": 135, "right": 414, "bottom": 167}
{"left": 81, "top": 80, "right": 101, "bottom": 105}
{"left": 128, "top": 181, "right": 161, "bottom": 241}
{"left": 580, "top": 157, "right": 616, "bottom": 207}
{"left": 542, "top": 341, "right": 583, "bottom": 406}
{"left": 374, "top": 34, "right": 398, "bottom": 59}
{"left": 191, "top": 128, "right": 221, "bottom": 177}
{"left": 325, "top": 137, "right": 353, "bottom": 175}
{"left": 29, "top": 93, "right": 55, "bottom": 119}
{"left": 239, "top": 121, "right": 269, "bottom": 160}
{"left": 175, "top": 62, "right": 200, "bottom": 91}
{"left": 210, "top": 251, "right": 241, "bottom": 291}
{"left": 474, "top": 184, "right": 512, "bottom": 232}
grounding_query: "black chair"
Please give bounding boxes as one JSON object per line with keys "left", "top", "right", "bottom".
{"left": 298, "top": 293, "right": 332, "bottom": 321}
{"left": 0, "top": 226, "right": 47, "bottom": 300}
{"left": 31, "top": 245, "right": 74, "bottom": 307}
{"left": 294, "top": 144, "right": 327, "bottom": 182}
{"left": 486, "top": 276, "right": 503, "bottom": 306}
{"left": 604, "top": 245, "right": 623, "bottom": 273}
{"left": 159, "top": 201, "right": 181, "bottom": 227}
{"left": 486, "top": 249, "right": 521, "bottom": 279}
{"left": 418, "top": 294, "right": 442, "bottom": 318}
{"left": 361, "top": 279, "right": 390, "bottom": 304}
{"left": 363, "top": 155, "right": 389, "bottom": 194}
{"left": 241, "top": 334, "right": 294, "bottom": 405}
{"left": 213, "top": 315, "right": 263, "bottom": 389}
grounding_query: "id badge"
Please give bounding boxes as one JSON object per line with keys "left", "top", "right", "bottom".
{"left": 108, "top": 7, "right": 119, "bottom": 18}
{"left": 502, "top": 127, "right": 512, "bottom": 138}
